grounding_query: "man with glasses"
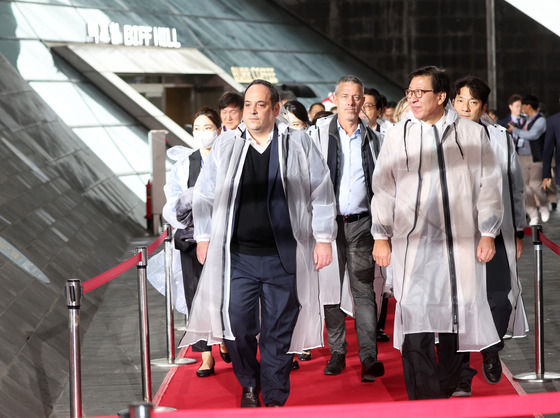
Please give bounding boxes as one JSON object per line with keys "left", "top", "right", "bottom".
{"left": 361, "top": 87, "right": 392, "bottom": 137}
{"left": 371, "top": 66, "right": 503, "bottom": 399}
{"left": 309, "top": 75, "right": 384, "bottom": 383}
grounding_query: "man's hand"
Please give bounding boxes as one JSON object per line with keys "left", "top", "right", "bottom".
{"left": 372, "top": 239, "right": 391, "bottom": 267}
{"left": 477, "top": 236, "right": 496, "bottom": 263}
{"left": 314, "top": 242, "right": 333, "bottom": 270}
{"left": 196, "top": 241, "right": 209, "bottom": 265}
{"left": 516, "top": 237, "right": 524, "bottom": 260}
{"left": 543, "top": 178, "right": 552, "bottom": 190}
{"left": 507, "top": 123, "right": 515, "bottom": 133}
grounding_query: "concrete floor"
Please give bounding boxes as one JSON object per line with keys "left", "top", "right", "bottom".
{"left": 50, "top": 212, "right": 560, "bottom": 417}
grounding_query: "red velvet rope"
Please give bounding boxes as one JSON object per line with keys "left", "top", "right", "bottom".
{"left": 523, "top": 226, "right": 560, "bottom": 256}
{"left": 82, "top": 229, "right": 169, "bottom": 294}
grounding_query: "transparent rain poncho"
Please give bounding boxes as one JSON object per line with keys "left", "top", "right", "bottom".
{"left": 482, "top": 118, "right": 529, "bottom": 338}
{"left": 371, "top": 107, "right": 503, "bottom": 352}
{"left": 179, "top": 127, "right": 337, "bottom": 353}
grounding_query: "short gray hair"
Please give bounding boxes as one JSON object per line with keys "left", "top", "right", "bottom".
{"left": 335, "top": 75, "right": 364, "bottom": 95}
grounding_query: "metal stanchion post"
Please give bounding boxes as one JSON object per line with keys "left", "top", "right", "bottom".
{"left": 514, "top": 225, "right": 560, "bottom": 382}
{"left": 152, "top": 224, "right": 195, "bottom": 367}
{"left": 136, "top": 247, "right": 153, "bottom": 402}
{"left": 66, "top": 279, "right": 83, "bottom": 418}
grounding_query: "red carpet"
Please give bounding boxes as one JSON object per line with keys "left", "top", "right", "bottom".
{"left": 155, "top": 298, "right": 524, "bottom": 410}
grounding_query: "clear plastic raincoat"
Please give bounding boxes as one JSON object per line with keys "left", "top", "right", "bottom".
{"left": 483, "top": 118, "right": 529, "bottom": 338}
{"left": 179, "top": 126, "right": 337, "bottom": 353}
{"left": 371, "top": 107, "right": 503, "bottom": 352}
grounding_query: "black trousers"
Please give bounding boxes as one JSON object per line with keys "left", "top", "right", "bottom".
{"left": 225, "top": 252, "right": 299, "bottom": 405}
{"left": 178, "top": 244, "right": 211, "bottom": 353}
{"left": 458, "top": 232, "right": 513, "bottom": 382}
{"left": 402, "top": 332, "right": 463, "bottom": 400}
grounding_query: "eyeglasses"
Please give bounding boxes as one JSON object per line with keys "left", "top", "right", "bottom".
{"left": 404, "top": 89, "right": 434, "bottom": 99}
{"left": 362, "top": 104, "right": 377, "bottom": 109}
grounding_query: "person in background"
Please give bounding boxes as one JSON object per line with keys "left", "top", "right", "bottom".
{"left": 280, "top": 90, "right": 297, "bottom": 105}
{"left": 182, "top": 80, "right": 336, "bottom": 408}
{"left": 384, "top": 100, "right": 397, "bottom": 123}
{"left": 487, "top": 109, "right": 498, "bottom": 123}
{"left": 162, "top": 106, "right": 231, "bottom": 378}
{"left": 451, "top": 76, "right": 528, "bottom": 397}
{"left": 218, "top": 91, "right": 244, "bottom": 132}
{"left": 508, "top": 94, "right": 548, "bottom": 225}
{"left": 498, "top": 94, "right": 526, "bottom": 130}
{"left": 308, "top": 102, "right": 326, "bottom": 122}
{"left": 542, "top": 90, "right": 560, "bottom": 211}
{"left": 283, "top": 100, "right": 310, "bottom": 131}
{"left": 371, "top": 66, "right": 503, "bottom": 400}
{"left": 361, "top": 88, "right": 392, "bottom": 137}
{"left": 393, "top": 96, "right": 410, "bottom": 122}
{"left": 311, "top": 109, "right": 333, "bottom": 126}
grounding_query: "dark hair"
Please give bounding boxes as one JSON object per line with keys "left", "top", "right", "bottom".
{"left": 311, "top": 110, "right": 333, "bottom": 126}
{"left": 453, "top": 76, "right": 491, "bottom": 105}
{"left": 522, "top": 94, "right": 539, "bottom": 111}
{"left": 386, "top": 101, "right": 397, "bottom": 109}
{"left": 218, "top": 91, "right": 243, "bottom": 110}
{"left": 283, "top": 100, "right": 309, "bottom": 124}
{"left": 193, "top": 106, "right": 221, "bottom": 129}
{"left": 245, "top": 79, "right": 280, "bottom": 106}
{"left": 408, "top": 65, "right": 450, "bottom": 106}
{"left": 309, "top": 102, "right": 325, "bottom": 112}
{"left": 507, "top": 94, "right": 523, "bottom": 106}
{"left": 364, "top": 88, "right": 383, "bottom": 110}
{"left": 280, "top": 90, "right": 297, "bottom": 103}
{"left": 335, "top": 75, "right": 364, "bottom": 94}
{"left": 379, "top": 94, "right": 387, "bottom": 109}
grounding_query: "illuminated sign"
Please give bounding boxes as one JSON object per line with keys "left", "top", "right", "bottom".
{"left": 87, "top": 22, "right": 181, "bottom": 48}
{"left": 231, "top": 66, "right": 278, "bottom": 84}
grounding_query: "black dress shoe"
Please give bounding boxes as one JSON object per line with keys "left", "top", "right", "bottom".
{"left": 482, "top": 351, "right": 502, "bottom": 384}
{"left": 219, "top": 346, "right": 232, "bottom": 363}
{"left": 195, "top": 358, "right": 215, "bottom": 378}
{"left": 298, "top": 350, "right": 312, "bottom": 361}
{"left": 324, "top": 352, "right": 345, "bottom": 375}
{"left": 376, "top": 329, "right": 390, "bottom": 342}
{"left": 266, "top": 400, "right": 283, "bottom": 407}
{"left": 240, "top": 386, "right": 261, "bottom": 408}
{"left": 361, "top": 357, "right": 385, "bottom": 382}
{"left": 291, "top": 360, "right": 300, "bottom": 370}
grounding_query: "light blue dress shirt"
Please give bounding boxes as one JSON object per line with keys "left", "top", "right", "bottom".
{"left": 337, "top": 120, "right": 369, "bottom": 216}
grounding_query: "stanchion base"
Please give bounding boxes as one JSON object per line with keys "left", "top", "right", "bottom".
{"left": 514, "top": 371, "right": 560, "bottom": 382}
{"left": 118, "top": 405, "right": 176, "bottom": 417}
{"left": 151, "top": 357, "right": 196, "bottom": 367}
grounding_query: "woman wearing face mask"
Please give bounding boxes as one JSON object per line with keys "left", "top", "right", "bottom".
{"left": 284, "top": 100, "right": 310, "bottom": 131}
{"left": 162, "top": 106, "right": 230, "bottom": 377}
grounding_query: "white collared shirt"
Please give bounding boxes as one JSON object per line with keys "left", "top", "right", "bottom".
{"left": 247, "top": 129, "right": 273, "bottom": 154}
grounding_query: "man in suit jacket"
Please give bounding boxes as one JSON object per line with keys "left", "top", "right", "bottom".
{"left": 186, "top": 79, "right": 337, "bottom": 408}
{"left": 542, "top": 91, "right": 560, "bottom": 190}
{"left": 498, "top": 94, "right": 526, "bottom": 129}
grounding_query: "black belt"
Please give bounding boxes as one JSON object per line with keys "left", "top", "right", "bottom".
{"left": 336, "top": 211, "right": 370, "bottom": 223}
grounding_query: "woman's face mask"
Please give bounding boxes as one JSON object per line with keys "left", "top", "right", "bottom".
{"left": 194, "top": 130, "right": 218, "bottom": 149}
{"left": 193, "top": 114, "right": 220, "bottom": 149}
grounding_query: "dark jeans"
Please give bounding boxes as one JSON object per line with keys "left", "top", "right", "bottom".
{"left": 225, "top": 252, "right": 299, "bottom": 405}
{"left": 402, "top": 333, "right": 463, "bottom": 400}
{"left": 324, "top": 216, "right": 377, "bottom": 362}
